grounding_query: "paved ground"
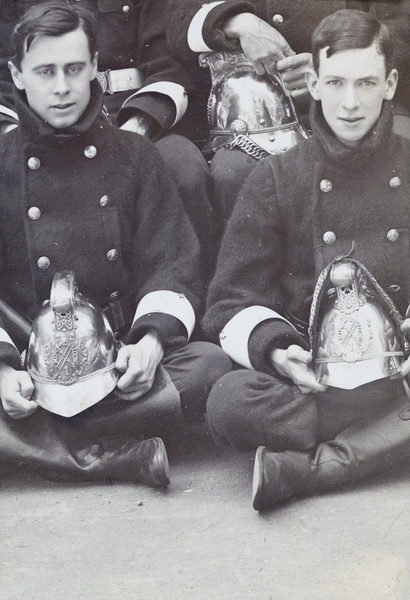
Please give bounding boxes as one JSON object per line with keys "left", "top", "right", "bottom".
{"left": 1, "top": 422, "right": 410, "bottom": 600}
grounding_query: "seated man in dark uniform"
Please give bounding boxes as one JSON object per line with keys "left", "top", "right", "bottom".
{"left": 167, "top": 0, "right": 410, "bottom": 223}
{"left": 202, "top": 9, "right": 410, "bottom": 510}
{"left": 0, "top": 0, "right": 214, "bottom": 280}
{"left": 0, "top": 3, "right": 232, "bottom": 485}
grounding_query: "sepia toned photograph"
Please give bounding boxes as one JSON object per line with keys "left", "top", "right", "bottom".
{"left": 1, "top": 1, "right": 409, "bottom": 598}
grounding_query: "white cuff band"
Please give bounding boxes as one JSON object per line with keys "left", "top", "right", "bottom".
{"left": 124, "top": 82, "right": 188, "bottom": 127}
{"left": 133, "top": 291, "right": 196, "bottom": 339}
{"left": 187, "top": 1, "right": 225, "bottom": 52}
{"left": 219, "top": 306, "right": 295, "bottom": 369}
{"left": 0, "top": 328, "right": 17, "bottom": 348}
{"left": 0, "top": 105, "right": 18, "bottom": 122}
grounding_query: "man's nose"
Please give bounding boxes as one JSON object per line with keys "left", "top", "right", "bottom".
{"left": 342, "top": 84, "right": 359, "bottom": 110}
{"left": 52, "top": 70, "right": 70, "bottom": 94}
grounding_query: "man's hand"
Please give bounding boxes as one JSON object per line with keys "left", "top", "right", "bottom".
{"left": 114, "top": 331, "right": 164, "bottom": 401}
{"left": 0, "top": 364, "right": 37, "bottom": 419}
{"left": 276, "top": 53, "right": 312, "bottom": 98}
{"left": 224, "top": 13, "right": 294, "bottom": 76}
{"left": 120, "top": 110, "right": 156, "bottom": 138}
{"left": 271, "top": 345, "right": 327, "bottom": 394}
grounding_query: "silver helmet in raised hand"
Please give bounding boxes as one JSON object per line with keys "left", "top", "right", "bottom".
{"left": 200, "top": 51, "right": 309, "bottom": 159}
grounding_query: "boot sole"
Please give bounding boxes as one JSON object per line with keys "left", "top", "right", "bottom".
{"left": 151, "top": 437, "right": 170, "bottom": 487}
{"left": 252, "top": 446, "right": 267, "bottom": 511}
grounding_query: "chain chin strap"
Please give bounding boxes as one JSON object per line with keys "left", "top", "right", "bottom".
{"left": 225, "top": 133, "right": 270, "bottom": 160}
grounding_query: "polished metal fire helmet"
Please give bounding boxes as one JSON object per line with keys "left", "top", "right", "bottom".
{"left": 199, "top": 51, "right": 309, "bottom": 159}
{"left": 309, "top": 258, "right": 408, "bottom": 389}
{"left": 28, "top": 271, "right": 118, "bottom": 417}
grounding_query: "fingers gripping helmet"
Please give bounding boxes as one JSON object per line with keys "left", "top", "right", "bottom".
{"left": 28, "top": 271, "right": 119, "bottom": 417}
{"left": 309, "top": 258, "right": 408, "bottom": 389}
{"left": 199, "top": 51, "right": 309, "bottom": 159}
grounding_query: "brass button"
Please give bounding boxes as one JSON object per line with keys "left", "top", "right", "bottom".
{"left": 106, "top": 249, "right": 119, "bottom": 261}
{"left": 37, "top": 256, "right": 50, "bottom": 270}
{"left": 28, "top": 206, "right": 41, "bottom": 220}
{"left": 320, "top": 179, "right": 332, "bottom": 193}
{"left": 28, "top": 157, "right": 41, "bottom": 170}
{"left": 84, "top": 145, "right": 97, "bottom": 159}
{"left": 122, "top": 4, "right": 130, "bottom": 13}
{"left": 388, "top": 284, "right": 401, "bottom": 293}
{"left": 272, "top": 14, "right": 284, "bottom": 26}
{"left": 323, "top": 231, "right": 336, "bottom": 245}
{"left": 387, "top": 229, "right": 399, "bottom": 243}
{"left": 99, "top": 195, "right": 110, "bottom": 207}
{"left": 389, "top": 176, "right": 401, "bottom": 190}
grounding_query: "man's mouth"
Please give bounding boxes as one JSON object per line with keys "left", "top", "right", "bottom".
{"left": 52, "top": 103, "right": 74, "bottom": 110}
{"left": 340, "top": 117, "right": 363, "bottom": 124}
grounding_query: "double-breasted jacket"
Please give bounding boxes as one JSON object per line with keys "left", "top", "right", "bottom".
{"left": 203, "top": 101, "right": 410, "bottom": 372}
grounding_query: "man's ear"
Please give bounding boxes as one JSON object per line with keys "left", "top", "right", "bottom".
{"left": 306, "top": 68, "right": 321, "bottom": 101}
{"left": 90, "top": 51, "right": 98, "bottom": 80}
{"left": 384, "top": 68, "right": 398, "bottom": 101}
{"left": 8, "top": 61, "right": 25, "bottom": 90}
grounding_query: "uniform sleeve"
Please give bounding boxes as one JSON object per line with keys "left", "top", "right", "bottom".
{"left": 123, "top": 136, "right": 202, "bottom": 351}
{"left": 117, "top": 0, "right": 193, "bottom": 136}
{"left": 202, "top": 158, "right": 305, "bottom": 372}
{"left": 0, "top": 81, "right": 18, "bottom": 130}
{"left": 167, "top": 0, "right": 257, "bottom": 59}
{"left": 0, "top": 328, "right": 23, "bottom": 369}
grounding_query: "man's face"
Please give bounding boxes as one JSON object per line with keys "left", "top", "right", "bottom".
{"left": 9, "top": 28, "right": 97, "bottom": 129}
{"left": 306, "top": 42, "right": 397, "bottom": 147}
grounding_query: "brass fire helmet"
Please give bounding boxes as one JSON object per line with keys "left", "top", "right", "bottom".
{"left": 199, "top": 51, "right": 309, "bottom": 158}
{"left": 27, "top": 271, "right": 119, "bottom": 417}
{"left": 309, "top": 258, "right": 408, "bottom": 389}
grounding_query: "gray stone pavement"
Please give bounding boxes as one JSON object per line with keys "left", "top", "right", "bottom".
{"left": 1, "top": 422, "right": 410, "bottom": 600}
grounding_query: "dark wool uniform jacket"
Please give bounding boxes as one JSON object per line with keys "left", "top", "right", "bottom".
{"left": 167, "top": 0, "right": 410, "bottom": 115}
{"left": 0, "top": 0, "right": 195, "bottom": 138}
{"left": 0, "top": 82, "right": 201, "bottom": 367}
{"left": 203, "top": 101, "right": 410, "bottom": 374}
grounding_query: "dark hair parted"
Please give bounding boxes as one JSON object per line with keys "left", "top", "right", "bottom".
{"left": 11, "top": 2, "right": 96, "bottom": 70}
{"left": 312, "top": 9, "right": 394, "bottom": 76}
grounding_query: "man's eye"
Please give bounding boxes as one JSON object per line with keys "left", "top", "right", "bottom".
{"left": 38, "top": 69, "right": 52, "bottom": 76}
{"left": 327, "top": 80, "right": 341, "bottom": 86}
{"left": 360, "top": 80, "right": 375, "bottom": 87}
{"left": 68, "top": 65, "right": 83, "bottom": 73}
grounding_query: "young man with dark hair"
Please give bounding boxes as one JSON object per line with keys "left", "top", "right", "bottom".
{"left": 202, "top": 9, "right": 410, "bottom": 510}
{"left": 0, "top": 0, "right": 215, "bottom": 282}
{"left": 167, "top": 0, "right": 410, "bottom": 223}
{"left": 0, "top": 3, "right": 231, "bottom": 485}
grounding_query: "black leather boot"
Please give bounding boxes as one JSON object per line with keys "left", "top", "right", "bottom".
{"left": 0, "top": 409, "right": 170, "bottom": 487}
{"left": 79, "top": 436, "right": 171, "bottom": 488}
{"left": 252, "top": 401, "right": 410, "bottom": 510}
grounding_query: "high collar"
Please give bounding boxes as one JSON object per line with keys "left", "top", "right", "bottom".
{"left": 14, "top": 79, "right": 104, "bottom": 146}
{"left": 310, "top": 99, "right": 394, "bottom": 170}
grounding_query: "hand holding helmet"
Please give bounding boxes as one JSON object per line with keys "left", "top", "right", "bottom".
{"left": 223, "top": 13, "right": 294, "bottom": 75}
{"left": 0, "top": 363, "right": 37, "bottom": 419}
{"left": 271, "top": 345, "right": 327, "bottom": 395}
{"left": 115, "top": 331, "right": 164, "bottom": 401}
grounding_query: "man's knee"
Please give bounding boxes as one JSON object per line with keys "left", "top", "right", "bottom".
{"left": 154, "top": 134, "right": 211, "bottom": 188}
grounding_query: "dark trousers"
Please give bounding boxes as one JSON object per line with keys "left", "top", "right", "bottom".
{"left": 155, "top": 134, "right": 215, "bottom": 283}
{"left": 0, "top": 342, "right": 232, "bottom": 476}
{"left": 207, "top": 368, "right": 403, "bottom": 453}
